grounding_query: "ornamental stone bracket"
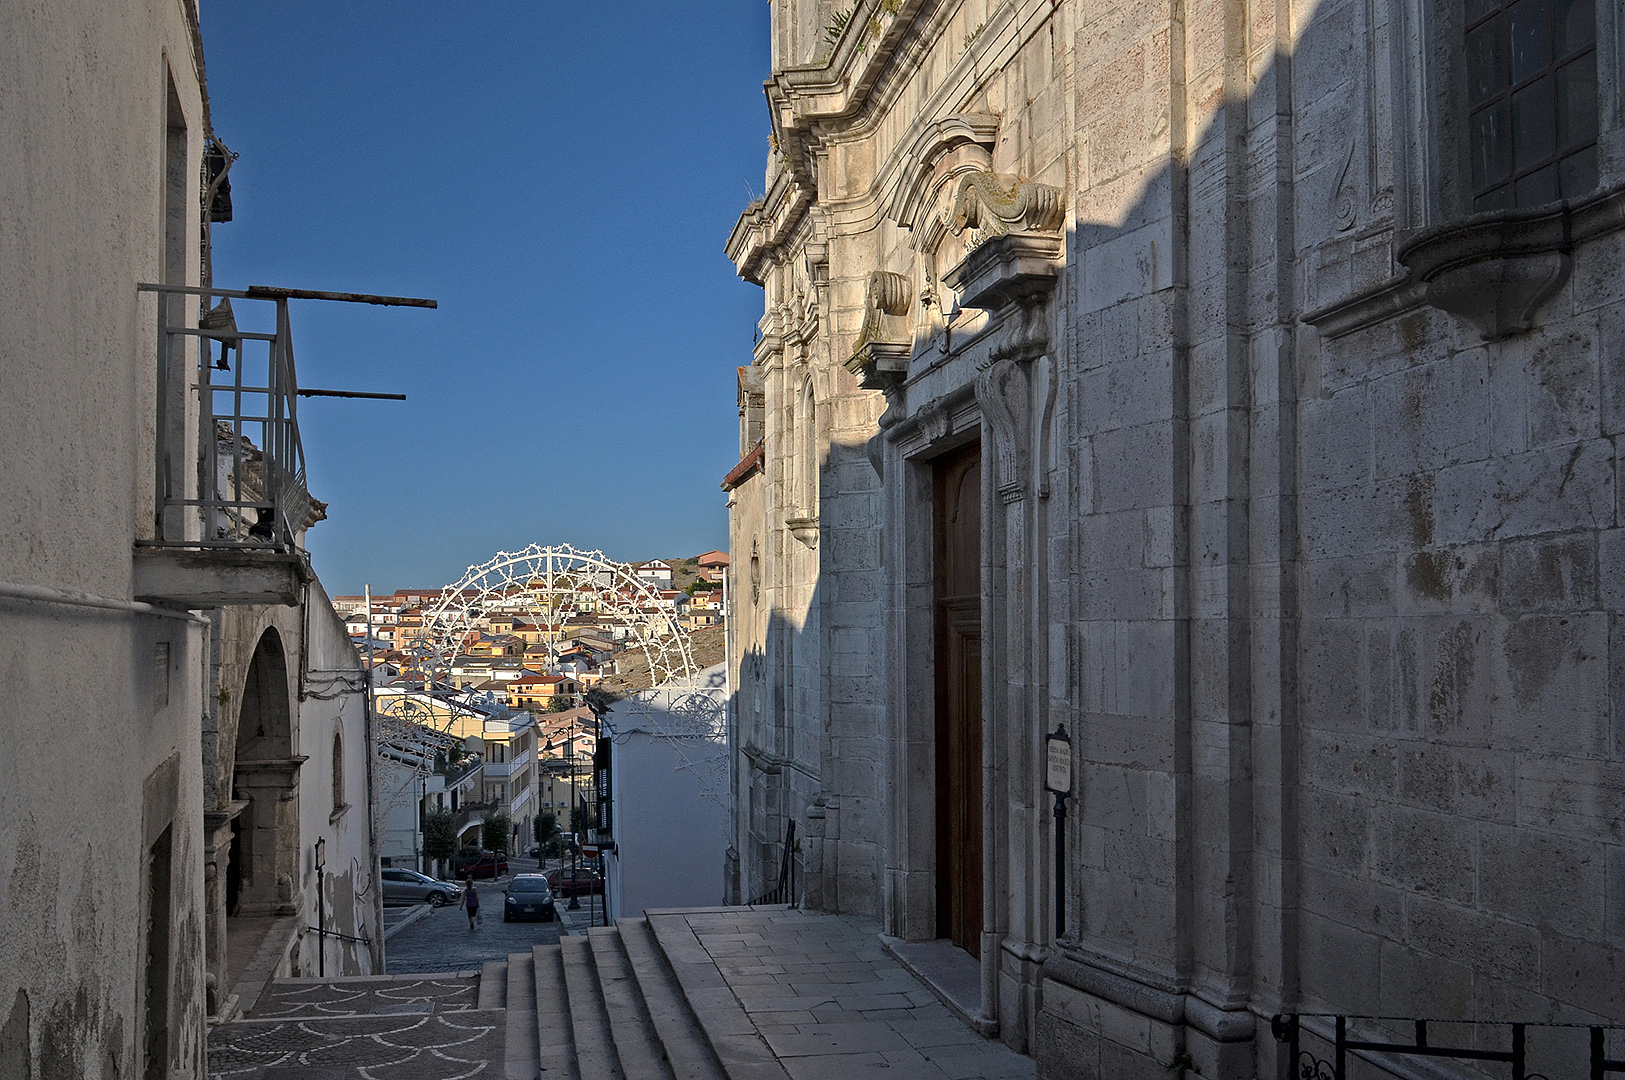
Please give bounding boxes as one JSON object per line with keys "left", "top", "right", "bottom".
{"left": 940, "top": 173, "right": 1064, "bottom": 503}
{"left": 944, "top": 230, "right": 1065, "bottom": 312}
{"left": 785, "top": 516, "right": 819, "bottom": 549}
{"left": 847, "top": 270, "right": 914, "bottom": 391}
{"left": 1306, "top": 181, "right": 1625, "bottom": 341}
{"left": 977, "top": 348, "right": 1057, "bottom": 503}
{"left": 950, "top": 171, "right": 1066, "bottom": 253}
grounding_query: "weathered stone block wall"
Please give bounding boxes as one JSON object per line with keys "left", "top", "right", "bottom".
{"left": 736, "top": 0, "right": 1625, "bottom": 1075}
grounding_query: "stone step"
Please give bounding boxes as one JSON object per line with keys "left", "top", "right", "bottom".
{"left": 479, "top": 960, "right": 509, "bottom": 1010}
{"left": 533, "top": 944, "right": 581, "bottom": 1080}
{"left": 588, "top": 926, "right": 677, "bottom": 1080}
{"left": 645, "top": 913, "right": 790, "bottom": 1080}
{"left": 506, "top": 951, "right": 538, "bottom": 1080}
{"left": 560, "top": 933, "right": 625, "bottom": 1080}
{"left": 616, "top": 918, "right": 727, "bottom": 1080}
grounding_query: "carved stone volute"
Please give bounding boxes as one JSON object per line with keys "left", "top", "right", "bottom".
{"left": 846, "top": 270, "right": 914, "bottom": 392}
{"left": 856, "top": 270, "right": 912, "bottom": 348}
{"left": 950, "top": 171, "right": 1066, "bottom": 241}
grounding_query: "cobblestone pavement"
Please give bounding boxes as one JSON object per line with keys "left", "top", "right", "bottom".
{"left": 207, "top": 1009, "right": 505, "bottom": 1080}
{"left": 672, "top": 907, "right": 1035, "bottom": 1080}
{"left": 385, "top": 892, "right": 561, "bottom": 974}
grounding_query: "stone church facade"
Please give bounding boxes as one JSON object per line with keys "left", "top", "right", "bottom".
{"left": 724, "top": 0, "right": 1625, "bottom": 1076}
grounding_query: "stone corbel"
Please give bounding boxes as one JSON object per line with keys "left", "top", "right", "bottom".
{"left": 846, "top": 270, "right": 914, "bottom": 391}
{"left": 785, "top": 517, "right": 819, "bottom": 549}
{"left": 1396, "top": 181, "right": 1625, "bottom": 340}
{"left": 950, "top": 170, "right": 1066, "bottom": 247}
{"left": 944, "top": 231, "right": 1066, "bottom": 312}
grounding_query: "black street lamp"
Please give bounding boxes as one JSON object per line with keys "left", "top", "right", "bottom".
{"left": 565, "top": 734, "right": 581, "bottom": 911}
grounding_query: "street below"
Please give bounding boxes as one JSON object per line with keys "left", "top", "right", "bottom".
{"left": 385, "top": 875, "right": 563, "bottom": 974}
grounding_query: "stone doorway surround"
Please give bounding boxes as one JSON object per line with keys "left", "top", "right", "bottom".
{"left": 872, "top": 175, "right": 1068, "bottom": 1053}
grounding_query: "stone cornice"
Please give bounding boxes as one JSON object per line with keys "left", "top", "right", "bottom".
{"left": 727, "top": 169, "right": 816, "bottom": 286}
{"left": 943, "top": 229, "right": 1065, "bottom": 311}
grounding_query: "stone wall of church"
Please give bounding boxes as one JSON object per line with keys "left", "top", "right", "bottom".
{"left": 730, "top": 0, "right": 1625, "bottom": 1077}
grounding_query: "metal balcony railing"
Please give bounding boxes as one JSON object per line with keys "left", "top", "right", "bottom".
{"left": 139, "top": 283, "right": 310, "bottom": 552}
{"left": 453, "top": 801, "right": 498, "bottom": 834}
{"left": 137, "top": 282, "right": 432, "bottom": 554}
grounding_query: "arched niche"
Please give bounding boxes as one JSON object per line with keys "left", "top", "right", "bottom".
{"left": 228, "top": 627, "right": 305, "bottom": 919}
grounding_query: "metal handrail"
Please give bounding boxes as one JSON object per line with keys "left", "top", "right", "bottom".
{"left": 139, "top": 283, "right": 309, "bottom": 552}
{"left": 1272, "top": 1013, "right": 1625, "bottom": 1080}
{"left": 749, "top": 819, "right": 797, "bottom": 907}
{"left": 136, "top": 281, "right": 432, "bottom": 554}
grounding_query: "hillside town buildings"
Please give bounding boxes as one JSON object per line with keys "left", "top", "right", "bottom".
{"left": 724, "top": 1, "right": 1625, "bottom": 1078}
{"left": 358, "top": 558, "right": 723, "bottom": 873}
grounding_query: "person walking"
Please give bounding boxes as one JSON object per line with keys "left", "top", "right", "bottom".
{"left": 462, "top": 877, "right": 480, "bottom": 930}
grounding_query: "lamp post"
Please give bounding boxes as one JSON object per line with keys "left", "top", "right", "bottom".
{"left": 313, "top": 837, "right": 327, "bottom": 978}
{"left": 565, "top": 734, "right": 581, "bottom": 911}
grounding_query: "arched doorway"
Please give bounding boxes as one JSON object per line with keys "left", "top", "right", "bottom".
{"left": 223, "top": 628, "right": 304, "bottom": 992}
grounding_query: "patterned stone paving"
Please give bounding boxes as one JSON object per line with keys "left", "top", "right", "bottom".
{"left": 206, "top": 1009, "right": 505, "bottom": 1080}
{"left": 250, "top": 975, "right": 481, "bottom": 1019}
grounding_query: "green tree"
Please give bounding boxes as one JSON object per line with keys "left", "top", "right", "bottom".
{"left": 534, "top": 812, "right": 562, "bottom": 858}
{"left": 423, "top": 807, "right": 456, "bottom": 877}
{"left": 570, "top": 802, "right": 589, "bottom": 836}
{"left": 483, "top": 812, "right": 512, "bottom": 854}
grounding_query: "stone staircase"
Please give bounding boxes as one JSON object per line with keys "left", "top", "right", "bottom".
{"left": 208, "top": 907, "right": 1033, "bottom": 1080}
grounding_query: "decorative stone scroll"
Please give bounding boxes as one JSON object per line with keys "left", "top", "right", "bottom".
{"left": 950, "top": 171, "right": 1066, "bottom": 242}
{"left": 846, "top": 270, "right": 914, "bottom": 391}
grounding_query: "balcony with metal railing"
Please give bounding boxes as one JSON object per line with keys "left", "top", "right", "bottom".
{"left": 131, "top": 282, "right": 430, "bottom": 608}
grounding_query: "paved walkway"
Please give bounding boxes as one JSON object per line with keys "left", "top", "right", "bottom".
{"left": 659, "top": 907, "right": 1033, "bottom": 1080}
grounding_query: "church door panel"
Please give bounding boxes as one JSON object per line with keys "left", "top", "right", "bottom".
{"left": 934, "top": 441, "right": 983, "bottom": 956}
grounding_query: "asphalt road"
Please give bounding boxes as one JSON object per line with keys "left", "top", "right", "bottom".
{"left": 384, "top": 879, "right": 562, "bottom": 974}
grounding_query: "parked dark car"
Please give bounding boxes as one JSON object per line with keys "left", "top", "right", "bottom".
{"left": 502, "top": 874, "right": 557, "bottom": 922}
{"left": 451, "top": 850, "right": 509, "bottom": 880}
{"left": 381, "top": 868, "right": 462, "bottom": 907}
{"left": 544, "top": 867, "right": 604, "bottom": 897}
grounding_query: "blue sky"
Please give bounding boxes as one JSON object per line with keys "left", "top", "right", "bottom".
{"left": 204, "top": 3, "right": 770, "bottom": 595}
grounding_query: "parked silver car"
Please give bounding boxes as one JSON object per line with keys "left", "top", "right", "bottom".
{"left": 381, "top": 867, "right": 462, "bottom": 907}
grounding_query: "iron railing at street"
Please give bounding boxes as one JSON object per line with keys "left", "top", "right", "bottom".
{"left": 1272, "top": 1013, "right": 1625, "bottom": 1080}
